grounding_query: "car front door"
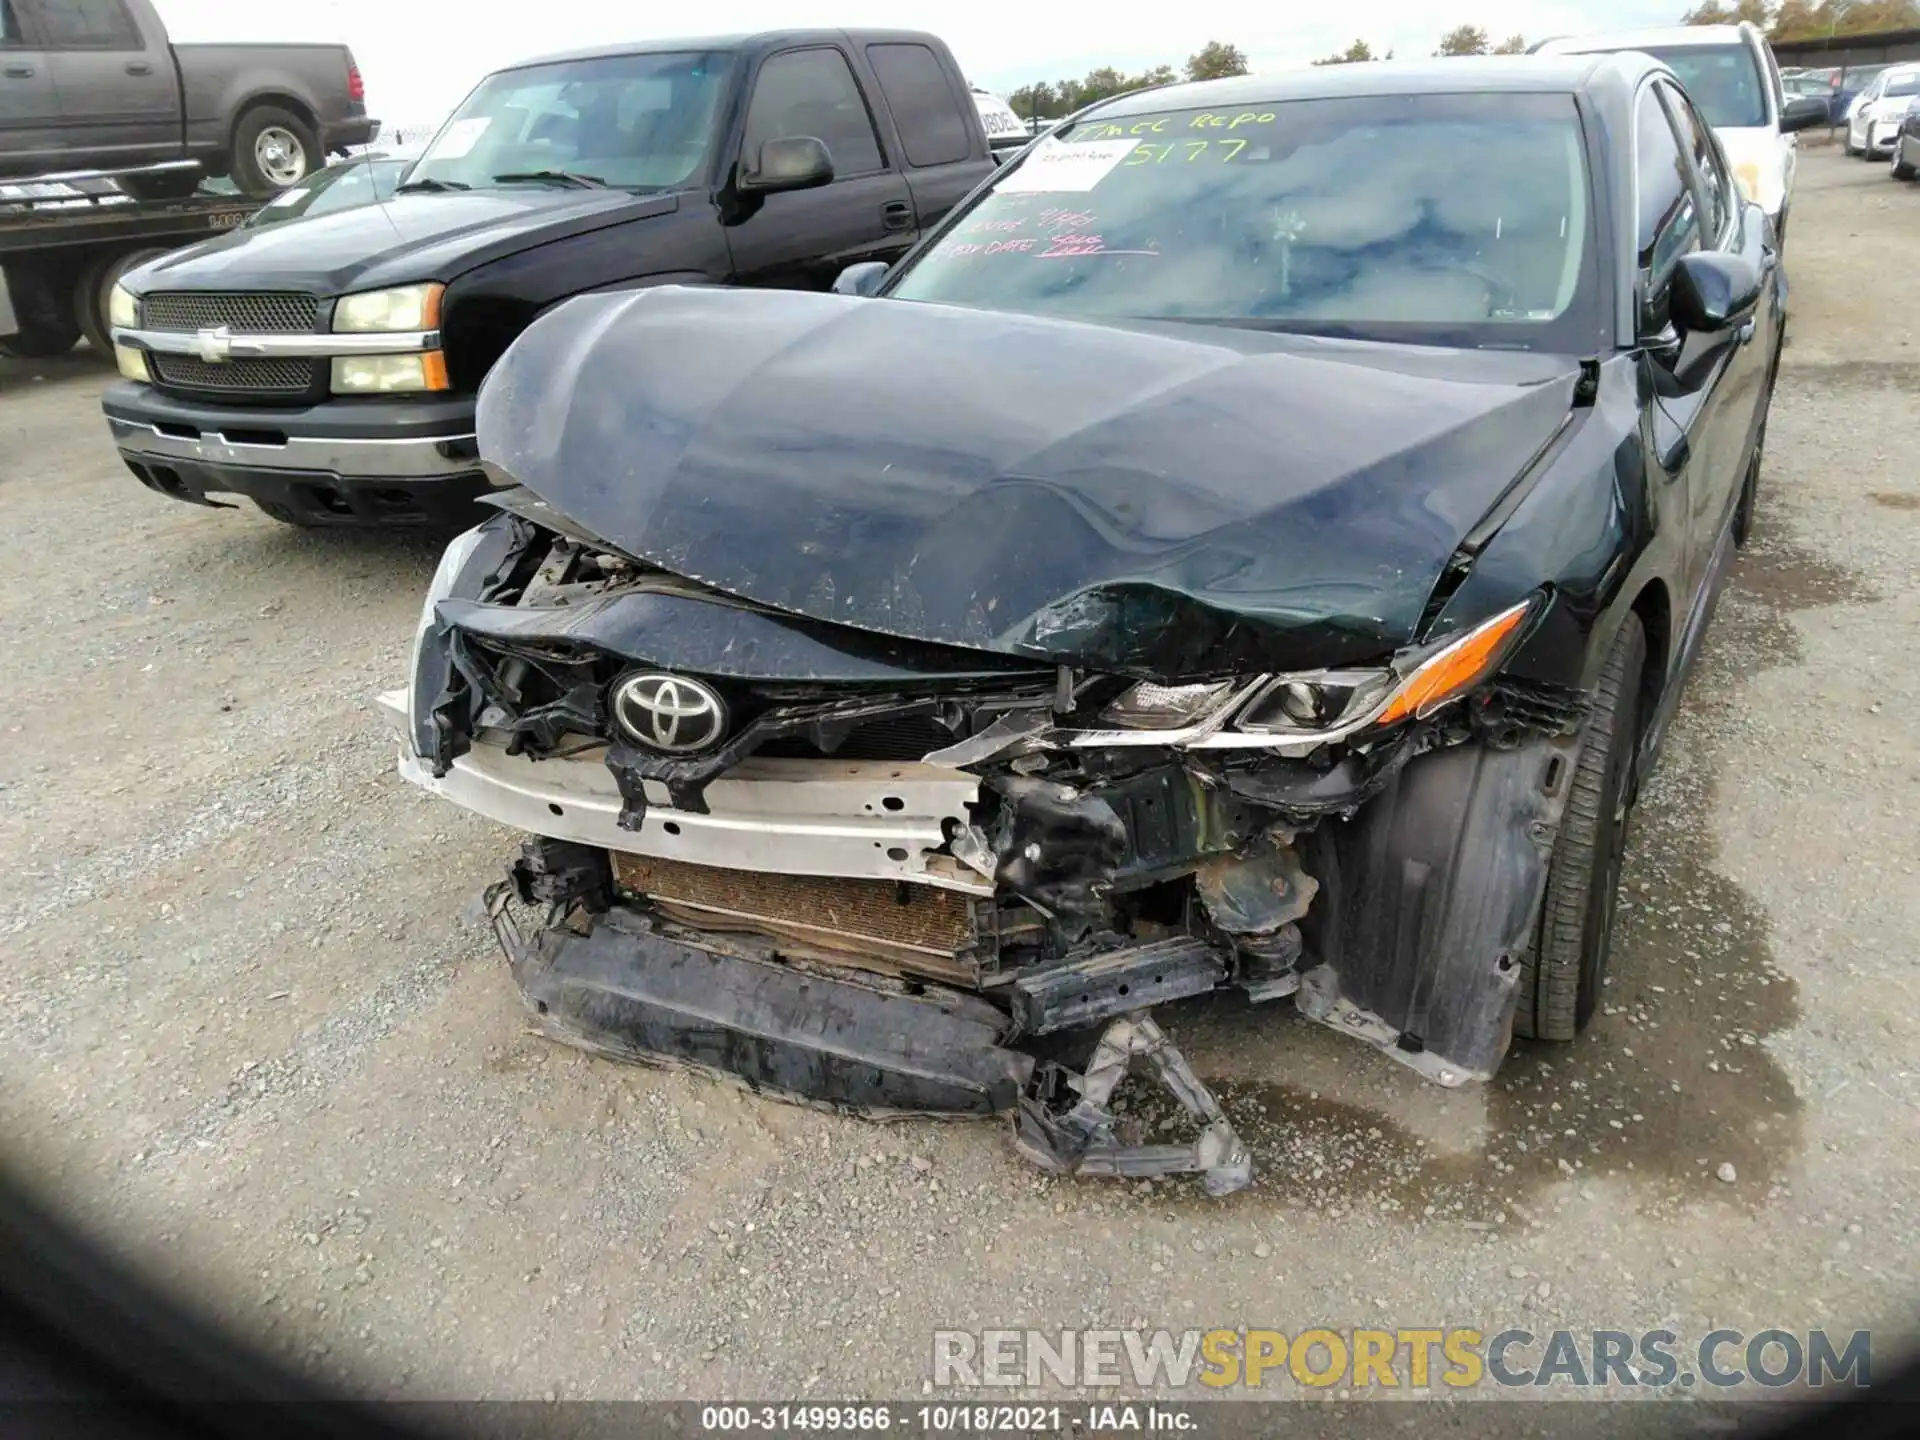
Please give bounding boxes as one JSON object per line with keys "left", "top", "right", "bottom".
{"left": 723, "top": 44, "right": 914, "bottom": 291}
{"left": 0, "top": 0, "right": 60, "bottom": 172}
{"left": 1659, "top": 78, "right": 1774, "bottom": 553}
{"left": 26, "top": 0, "right": 176, "bottom": 167}
{"left": 1633, "top": 79, "right": 1722, "bottom": 607}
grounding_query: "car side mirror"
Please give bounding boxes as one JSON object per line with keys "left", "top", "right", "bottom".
{"left": 738, "top": 136, "right": 834, "bottom": 194}
{"left": 1781, "top": 95, "right": 1830, "bottom": 132}
{"left": 1670, "top": 250, "right": 1762, "bottom": 335}
{"left": 831, "top": 261, "right": 887, "bottom": 297}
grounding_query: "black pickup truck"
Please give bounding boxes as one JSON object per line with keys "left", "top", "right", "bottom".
{"left": 0, "top": 0, "right": 372, "bottom": 196}
{"left": 102, "top": 29, "right": 999, "bottom": 530}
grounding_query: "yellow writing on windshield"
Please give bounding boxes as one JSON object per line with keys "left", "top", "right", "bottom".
{"left": 1079, "top": 110, "right": 1274, "bottom": 141}
{"left": 1122, "top": 138, "right": 1249, "bottom": 165}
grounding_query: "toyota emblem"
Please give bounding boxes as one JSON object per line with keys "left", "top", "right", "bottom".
{"left": 612, "top": 673, "right": 728, "bottom": 754}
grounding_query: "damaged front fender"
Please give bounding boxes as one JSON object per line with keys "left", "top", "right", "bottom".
{"left": 1298, "top": 729, "right": 1581, "bottom": 1085}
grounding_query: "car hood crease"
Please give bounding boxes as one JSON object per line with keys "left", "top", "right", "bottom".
{"left": 477, "top": 286, "right": 1585, "bottom": 678}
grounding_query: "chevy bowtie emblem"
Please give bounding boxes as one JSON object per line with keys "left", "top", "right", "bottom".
{"left": 191, "top": 326, "right": 233, "bottom": 363}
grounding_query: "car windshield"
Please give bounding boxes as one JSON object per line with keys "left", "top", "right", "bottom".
{"left": 1884, "top": 73, "right": 1920, "bottom": 98}
{"left": 1638, "top": 44, "right": 1767, "bottom": 128}
{"left": 887, "top": 92, "right": 1598, "bottom": 352}
{"left": 403, "top": 50, "right": 734, "bottom": 191}
{"left": 243, "top": 158, "right": 408, "bottom": 227}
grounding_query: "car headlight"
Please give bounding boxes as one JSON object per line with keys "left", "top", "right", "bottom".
{"left": 1235, "top": 671, "right": 1395, "bottom": 735}
{"left": 1734, "top": 162, "right": 1760, "bottom": 203}
{"left": 331, "top": 353, "right": 450, "bottom": 394}
{"left": 108, "top": 284, "right": 139, "bottom": 329}
{"left": 333, "top": 282, "right": 443, "bottom": 333}
{"left": 1098, "top": 680, "right": 1241, "bottom": 730}
{"left": 1082, "top": 598, "right": 1538, "bottom": 746}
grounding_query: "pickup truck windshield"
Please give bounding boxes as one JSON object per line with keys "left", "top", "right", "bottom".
{"left": 888, "top": 92, "right": 1598, "bottom": 352}
{"left": 1638, "top": 44, "right": 1767, "bottom": 128}
{"left": 405, "top": 51, "right": 735, "bottom": 191}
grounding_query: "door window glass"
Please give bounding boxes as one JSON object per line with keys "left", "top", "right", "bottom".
{"left": 866, "top": 42, "right": 969, "bottom": 168}
{"left": 1635, "top": 86, "right": 1699, "bottom": 280}
{"left": 35, "top": 0, "right": 138, "bottom": 49}
{"left": 741, "top": 47, "right": 883, "bottom": 177}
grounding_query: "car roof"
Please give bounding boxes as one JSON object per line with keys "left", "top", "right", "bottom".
{"left": 497, "top": 29, "right": 945, "bottom": 73}
{"left": 1535, "top": 24, "right": 1750, "bottom": 53}
{"left": 1079, "top": 55, "right": 1628, "bottom": 118}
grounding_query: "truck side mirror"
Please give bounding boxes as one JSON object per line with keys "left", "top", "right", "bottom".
{"left": 739, "top": 136, "right": 834, "bottom": 194}
{"left": 832, "top": 262, "right": 887, "bottom": 297}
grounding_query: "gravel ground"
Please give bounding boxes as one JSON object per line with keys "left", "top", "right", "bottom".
{"left": 1, "top": 148, "right": 1915, "bottom": 1412}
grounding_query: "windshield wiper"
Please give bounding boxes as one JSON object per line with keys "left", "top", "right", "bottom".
{"left": 490, "top": 169, "right": 607, "bottom": 189}
{"left": 394, "top": 177, "right": 470, "bottom": 193}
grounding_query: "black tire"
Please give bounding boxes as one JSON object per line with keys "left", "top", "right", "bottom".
{"left": 1894, "top": 155, "right": 1917, "bottom": 181}
{"left": 228, "top": 104, "right": 320, "bottom": 197}
{"left": 1513, "top": 614, "right": 1647, "bottom": 1042}
{"left": 0, "top": 261, "right": 81, "bottom": 359}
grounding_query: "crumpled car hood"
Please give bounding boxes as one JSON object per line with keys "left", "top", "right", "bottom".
{"left": 476, "top": 286, "right": 1583, "bottom": 678}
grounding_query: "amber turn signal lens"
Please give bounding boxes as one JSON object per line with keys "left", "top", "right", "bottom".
{"left": 1375, "top": 599, "right": 1534, "bottom": 728}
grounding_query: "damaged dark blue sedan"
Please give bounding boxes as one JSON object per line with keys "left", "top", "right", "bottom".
{"left": 379, "top": 55, "right": 1784, "bottom": 1196}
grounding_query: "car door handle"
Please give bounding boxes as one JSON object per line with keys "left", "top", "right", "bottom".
{"left": 1737, "top": 319, "right": 1757, "bottom": 345}
{"left": 2, "top": 64, "right": 35, "bottom": 78}
{"left": 880, "top": 200, "right": 913, "bottom": 231}
{"left": 125, "top": 61, "right": 154, "bottom": 75}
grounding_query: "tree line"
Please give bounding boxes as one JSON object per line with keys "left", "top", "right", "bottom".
{"left": 1678, "top": 0, "right": 1920, "bottom": 38}
{"left": 1004, "top": 29, "right": 1533, "bottom": 120}
{"left": 1004, "top": 3, "right": 1920, "bottom": 122}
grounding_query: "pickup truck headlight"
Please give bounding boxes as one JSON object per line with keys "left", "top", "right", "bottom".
{"left": 108, "top": 284, "right": 139, "bottom": 329}
{"left": 331, "top": 353, "right": 450, "bottom": 394}
{"left": 333, "top": 283, "right": 443, "bottom": 333}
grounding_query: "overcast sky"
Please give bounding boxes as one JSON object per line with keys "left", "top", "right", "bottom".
{"left": 156, "top": 0, "right": 1683, "bottom": 134}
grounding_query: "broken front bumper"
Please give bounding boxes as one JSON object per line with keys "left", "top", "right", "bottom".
{"left": 379, "top": 689, "right": 1579, "bottom": 1195}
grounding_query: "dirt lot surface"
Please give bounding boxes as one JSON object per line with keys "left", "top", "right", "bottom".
{"left": 2, "top": 149, "right": 1916, "bottom": 1410}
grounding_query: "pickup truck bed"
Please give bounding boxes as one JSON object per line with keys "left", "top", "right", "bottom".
{"left": 0, "top": 0, "right": 373, "bottom": 198}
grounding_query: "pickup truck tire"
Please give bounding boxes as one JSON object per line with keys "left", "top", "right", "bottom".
{"left": 0, "top": 262, "right": 81, "bottom": 359}
{"left": 230, "top": 104, "right": 321, "bottom": 197}
{"left": 1512, "top": 613, "right": 1645, "bottom": 1043}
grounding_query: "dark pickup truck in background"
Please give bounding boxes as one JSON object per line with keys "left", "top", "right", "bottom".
{"left": 102, "top": 28, "right": 1000, "bottom": 530}
{"left": 0, "top": 0, "right": 373, "bottom": 197}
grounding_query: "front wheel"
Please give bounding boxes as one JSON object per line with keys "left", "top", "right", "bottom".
{"left": 1513, "top": 614, "right": 1647, "bottom": 1042}
{"left": 1893, "top": 152, "right": 1917, "bottom": 181}
{"left": 229, "top": 105, "right": 320, "bottom": 197}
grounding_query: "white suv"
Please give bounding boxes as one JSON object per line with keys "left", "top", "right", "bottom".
{"left": 1535, "top": 22, "right": 1827, "bottom": 241}
{"left": 1844, "top": 64, "right": 1920, "bottom": 160}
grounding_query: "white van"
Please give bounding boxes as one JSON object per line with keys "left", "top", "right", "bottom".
{"left": 970, "top": 86, "right": 1029, "bottom": 159}
{"left": 1535, "top": 22, "right": 1827, "bottom": 240}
